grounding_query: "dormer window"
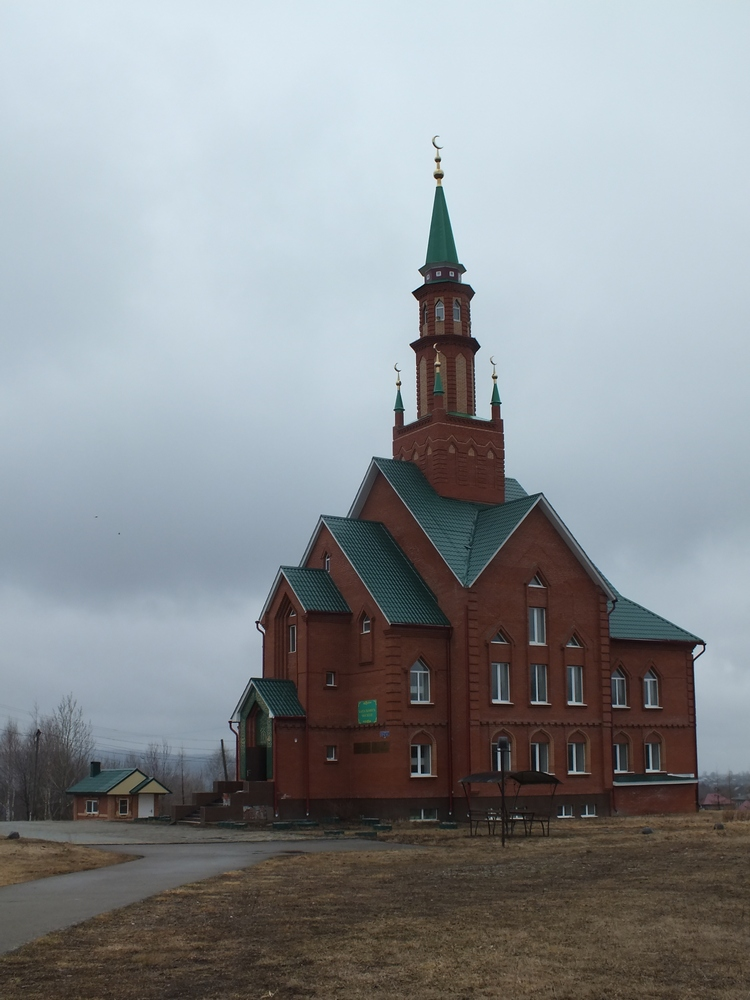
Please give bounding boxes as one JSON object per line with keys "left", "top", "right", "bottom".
{"left": 435, "top": 299, "right": 444, "bottom": 322}
{"left": 453, "top": 299, "right": 461, "bottom": 321}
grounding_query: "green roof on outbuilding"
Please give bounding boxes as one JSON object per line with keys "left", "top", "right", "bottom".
{"left": 322, "top": 515, "right": 449, "bottom": 627}
{"left": 280, "top": 566, "right": 350, "bottom": 614}
{"left": 67, "top": 769, "right": 140, "bottom": 794}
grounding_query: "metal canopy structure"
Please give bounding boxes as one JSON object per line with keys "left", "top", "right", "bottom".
{"left": 459, "top": 769, "right": 561, "bottom": 845}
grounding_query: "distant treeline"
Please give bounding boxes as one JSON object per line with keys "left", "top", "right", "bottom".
{"left": 0, "top": 696, "right": 232, "bottom": 821}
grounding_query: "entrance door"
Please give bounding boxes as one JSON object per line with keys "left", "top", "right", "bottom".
{"left": 246, "top": 746, "right": 267, "bottom": 781}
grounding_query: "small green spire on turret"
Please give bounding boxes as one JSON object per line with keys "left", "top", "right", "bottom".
{"left": 433, "top": 347, "right": 444, "bottom": 396}
{"left": 394, "top": 365, "right": 404, "bottom": 412}
{"left": 490, "top": 356, "right": 501, "bottom": 405}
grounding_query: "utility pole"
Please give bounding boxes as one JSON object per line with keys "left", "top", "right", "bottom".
{"left": 30, "top": 729, "right": 42, "bottom": 821}
{"left": 220, "top": 739, "right": 229, "bottom": 782}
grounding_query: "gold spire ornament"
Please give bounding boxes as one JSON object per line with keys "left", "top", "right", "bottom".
{"left": 432, "top": 135, "right": 444, "bottom": 185}
{"left": 394, "top": 363, "right": 402, "bottom": 390}
{"left": 490, "top": 355, "right": 498, "bottom": 384}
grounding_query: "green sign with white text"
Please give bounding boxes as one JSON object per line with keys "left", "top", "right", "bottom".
{"left": 357, "top": 699, "right": 377, "bottom": 724}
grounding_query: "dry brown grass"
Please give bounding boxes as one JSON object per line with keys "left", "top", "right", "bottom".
{"left": 2, "top": 814, "right": 749, "bottom": 999}
{"left": 0, "top": 838, "right": 132, "bottom": 887}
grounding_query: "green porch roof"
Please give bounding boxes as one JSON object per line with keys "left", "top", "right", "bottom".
{"left": 321, "top": 515, "right": 449, "bottom": 627}
{"left": 67, "top": 768, "right": 140, "bottom": 795}
{"left": 280, "top": 566, "right": 350, "bottom": 614}
{"left": 250, "top": 678, "right": 306, "bottom": 718}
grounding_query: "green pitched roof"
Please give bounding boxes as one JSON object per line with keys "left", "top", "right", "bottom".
{"left": 67, "top": 768, "right": 140, "bottom": 794}
{"left": 280, "top": 566, "right": 350, "bottom": 614}
{"left": 365, "top": 458, "right": 539, "bottom": 587}
{"left": 424, "top": 185, "right": 460, "bottom": 268}
{"left": 609, "top": 593, "right": 702, "bottom": 644}
{"left": 251, "top": 678, "right": 306, "bottom": 718}
{"left": 321, "top": 515, "right": 449, "bottom": 626}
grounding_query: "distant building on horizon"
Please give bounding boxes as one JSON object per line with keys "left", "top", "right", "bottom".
{"left": 230, "top": 149, "right": 704, "bottom": 821}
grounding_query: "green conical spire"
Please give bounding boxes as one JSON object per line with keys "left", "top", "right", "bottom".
{"left": 491, "top": 379, "right": 501, "bottom": 406}
{"left": 424, "top": 185, "right": 460, "bottom": 268}
{"left": 394, "top": 387, "right": 404, "bottom": 412}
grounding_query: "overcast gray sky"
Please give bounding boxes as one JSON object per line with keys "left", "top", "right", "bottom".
{"left": 1, "top": 1, "right": 748, "bottom": 773}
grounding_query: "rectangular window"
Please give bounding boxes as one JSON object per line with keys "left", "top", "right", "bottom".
{"left": 325, "top": 671, "right": 336, "bottom": 687}
{"left": 644, "top": 671, "right": 660, "bottom": 708}
{"left": 557, "top": 804, "right": 573, "bottom": 818}
{"left": 288, "top": 624, "right": 297, "bottom": 653}
{"left": 118, "top": 798, "right": 129, "bottom": 816}
{"left": 528, "top": 607, "right": 546, "bottom": 645}
{"left": 410, "top": 663, "right": 430, "bottom": 703}
{"left": 645, "top": 742, "right": 662, "bottom": 772}
{"left": 613, "top": 742, "right": 629, "bottom": 773}
{"left": 611, "top": 670, "right": 628, "bottom": 707}
{"left": 491, "top": 662, "right": 510, "bottom": 703}
{"left": 530, "top": 741, "right": 549, "bottom": 773}
{"left": 410, "top": 807, "right": 439, "bottom": 822}
{"left": 85, "top": 799, "right": 98, "bottom": 814}
{"left": 581, "top": 804, "right": 597, "bottom": 817}
{"left": 567, "top": 665, "right": 584, "bottom": 705}
{"left": 568, "top": 741, "right": 586, "bottom": 774}
{"left": 326, "top": 745, "right": 338, "bottom": 762}
{"left": 530, "top": 664, "right": 548, "bottom": 704}
{"left": 411, "top": 743, "right": 432, "bottom": 776}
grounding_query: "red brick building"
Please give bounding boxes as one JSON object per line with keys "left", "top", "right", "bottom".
{"left": 231, "top": 154, "right": 704, "bottom": 821}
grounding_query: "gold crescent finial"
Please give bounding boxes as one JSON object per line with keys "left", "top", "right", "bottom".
{"left": 394, "top": 363, "right": 402, "bottom": 388}
{"left": 490, "top": 356, "right": 498, "bottom": 381}
{"left": 433, "top": 343, "right": 442, "bottom": 369}
{"left": 432, "top": 136, "right": 444, "bottom": 185}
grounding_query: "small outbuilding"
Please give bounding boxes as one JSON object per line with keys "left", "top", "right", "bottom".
{"left": 67, "top": 761, "right": 170, "bottom": 820}
{"left": 700, "top": 792, "right": 733, "bottom": 810}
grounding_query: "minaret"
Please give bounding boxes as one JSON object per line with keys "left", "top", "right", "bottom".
{"left": 393, "top": 141, "right": 506, "bottom": 505}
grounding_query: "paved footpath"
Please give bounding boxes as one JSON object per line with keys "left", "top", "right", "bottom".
{"left": 0, "top": 824, "right": 409, "bottom": 955}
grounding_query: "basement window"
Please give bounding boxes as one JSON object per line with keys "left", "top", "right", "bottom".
{"left": 581, "top": 804, "right": 597, "bottom": 818}
{"left": 557, "top": 804, "right": 573, "bottom": 818}
{"left": 410, "top": 807, "right": 438, "bottom": 822}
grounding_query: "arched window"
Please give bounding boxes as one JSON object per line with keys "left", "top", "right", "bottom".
{"left": 422, "top": 303, "right": 427, "bottom": 325}
{"left": 567, "top": 733, "right": 587, "bottom": 774}
{"left": 361, "top": 614, "right": 371, "bottom": 634}
{"left": 288, "top": 609, "right": 297, "bottom": 653}
{"left": 323, "top": 552, "right": 330, "bottom": 572}
{"left": 435, "top": 299, "right": 445, "bottom": 322}
{"left": 530, "top": 732, "right": 551, "bottom": 773}
{"left": 644, "top": 734, "right": 662, "bottom": 772}
{"left": 613, "top": 735, "right": 630, "bottom": 773}
{"left": 410, "top": 733, "right": 433, "bottom": 776}
{"left": 611, "top": 667, "right": 628, "bottom": 707}
{"left": 453, "top": 298, "right": 461, "bottom": 321}
{"left": 644, "top": 669, "right": 660, "bottom": 708}
{"left": 410, "top": 660, "right": 430, "bottom": 703}
{"left": 491, "top": 733, "right": 512, "bottom": 771}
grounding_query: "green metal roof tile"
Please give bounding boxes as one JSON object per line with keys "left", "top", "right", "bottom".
{"left": 609, "top": 594, "right": 702, "bottom": 644}
{"left": 321, "top": 515, "right": 449, "bottom": 626}
{"left": 281, "top": 566, "right": 350, "bottom": 614}
{"left": 504, "top": 477, "right": 528, "bottom": 502}
{"left": 67, "top": 769, "right": 139, "bottom": 794}
{"left": 467, "top": 494, "right": 542, "bottom": 583}
{"left": 424, "top": 184, "right": 460, "bottom": 268}
{"left": 251, "top": 678, "right": 306, "bottom": 718}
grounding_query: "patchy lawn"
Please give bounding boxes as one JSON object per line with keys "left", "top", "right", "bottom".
{"left": 0, "top": 838, "right": 132, "bottom": 887}
{"left": 1, "top": 815, "right": 748, "bottom": 999}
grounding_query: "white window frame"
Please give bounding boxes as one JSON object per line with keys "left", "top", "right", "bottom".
{"left": 611, "top": 668, "right": 628, "bottom": 708}
{"left": 411, "top": 742, "right": 432, "bottom": 776}
{"left": 288, "top": 623, "right": 297, "bottom": 653}
{"left": 581, "top": 804, "right": 597, "bottom": 817}
{"left": 325, "top": 671, "right": 336, "bottom": 688}
{"left": 491, "top": 630, "right": 509, "bottom": 645}
{"left": 530, "top": 740, "right": 550, "bottom": 773}
{"left": 323, "top": 552, "right": 330, "bottom": 572}
{"left": 453, "top": 299, "right": 461, "bottom": 321}
{"left": 613, "top": 741, "right": 629, "bottom": 773}
{"left": 361, "top": 615, "right": 371, "bottom": 634}
{"left": 530, "top": 663, "right": 548, "bottom": 704}
{"left": 644, "top": 669, "right": 660, "bottom": 708}
{"left": 410, "top": 807, "right": 438, "bottom": 822}
{"left": 118, "top": 798, "right": 129, "bottom": 816}
{"left": 491, "top": 662, "right": 511, "bottom": 704}
{"left": 567, "top": 665, "right": 584, "bottom": 705}
{"left": 491, "top": 737, "right": 511, "bottom": 772}
{"left": 557, "top": 804, "right": 573, "bottom": 818}
{"left": 528, "top": 607, "right": 546, "bottom": 645}
{"left": 435, "top": 299, "right": 445, "bottom": 321}
{"left": 567, "top": 740, "right": 587, "bottom": 774}
{"left": 529, "top": 574, "right": 545, "bottom": 588}
{"left": 410, "top": 661, "right": 431, "bottom": 704}
{"left": 645, "top": 741, "right": 662, "bottom": 772}
{"left": 566, "top": 634, "right": 582, "bottom": 647}
{"left": 85, "top": 799, "right": 99, "bottom": 815}
{"left": 326, "top": 745, "right": 338, "bottom": 762}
